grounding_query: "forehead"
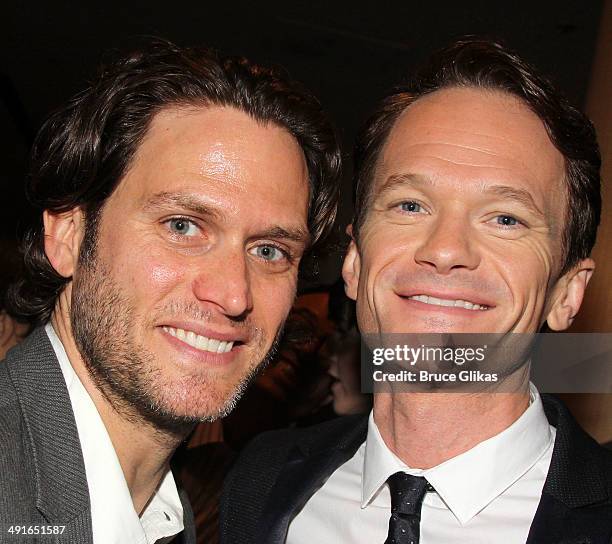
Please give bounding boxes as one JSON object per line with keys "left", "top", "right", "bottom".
{"left": 375, "top": 87, "right": 566, "bottom": 203}
{"left": 108, "top": 104, "right": 309, "bottom": 227}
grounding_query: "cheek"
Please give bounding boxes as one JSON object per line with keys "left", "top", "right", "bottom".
{"left": 353, "top": 229, "right": 414, "bottom": 326}
{"left": 251, "top": 274, "right": 298, "bottom": 327}
{"left": 144, "top": 258, "right": 185, "bottom": 293}
{"left": 111, "top": 243, "right": 187, "bottom": 301}
{"left": 482, "top": 239, "right": 555, "bottom": 331}
{"left": 489, "top": 238, "right": 554, "bottom": 299}
{"left": 358, "top": 232, "right": 413, "bottom": 296}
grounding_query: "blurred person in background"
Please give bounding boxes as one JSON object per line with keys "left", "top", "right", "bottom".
{"left": 322, "top": 279, "right": 371, "bottom": 416}
{"left": 0, "top": 239, "right": 30, "bottom": 359}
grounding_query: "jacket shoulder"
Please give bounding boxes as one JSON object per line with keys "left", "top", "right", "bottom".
{"left": 220, "top": 414, "right": 367, "bottom": 543}
{"left": 0, "top": 358, "right": 39, "bottom": 524}
{"left": 0, "top": 335, "right": 36, "bottom": 452}
{"left": 0, "top": 360, "right": 25, "bottom": 447}
{"left": 542, "top": 393, "right": 612, "bottom": 527}
{"left": 228, "top": 413, "right": 366, "bottom": 479}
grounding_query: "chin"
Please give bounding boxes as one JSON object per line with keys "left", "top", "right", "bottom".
{"left": 144, "top": 382, "right": 245, "bottom": 428}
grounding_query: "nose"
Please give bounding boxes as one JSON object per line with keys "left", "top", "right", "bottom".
{"left": 191, "top": 250, "right": 253, "bottom": 319}
{"left": 414, "top": 214, "right": 480, "bottom": 274}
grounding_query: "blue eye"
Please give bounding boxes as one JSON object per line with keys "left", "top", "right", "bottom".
{"left": 251, "top": 245, "right": 286, "bottom": 262}
{"left": 400, "top": 201, "right": 422, "bottom": 213}
{"left": 167, "top": 218, "right": 199, "bottom": 236}
{"left": 496, "top": 215, "right": 519, "bottom": 227}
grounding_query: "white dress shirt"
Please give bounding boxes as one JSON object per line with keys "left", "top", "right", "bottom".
{"left": 288, "top": 383, "right": 555, "bottom": 543}
{"left": 46, "top": 324, "right": 184, "bottom": 544}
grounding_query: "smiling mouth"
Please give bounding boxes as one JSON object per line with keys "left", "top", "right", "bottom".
{"left": 406, "top": 295, "right": 490, "bottom": 311}
{"left": 162, "top": 326, "right": 235, "bottom": 353}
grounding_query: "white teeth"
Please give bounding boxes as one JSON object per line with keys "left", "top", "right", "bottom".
{"left": 196, "top": 335, "right": 209, "bottom": 351}
{"left": 429, "top": 296, "right": 455, "bottom": 307}
{"left": 162, "top": 326, "right": 235, "bottom": 353}
{"left": 408, "top": 295, "right": 488, "bottom": 311}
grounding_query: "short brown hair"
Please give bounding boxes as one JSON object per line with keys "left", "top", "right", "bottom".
{"left": 353, "top": 38, "right": 601, "bottom": 275}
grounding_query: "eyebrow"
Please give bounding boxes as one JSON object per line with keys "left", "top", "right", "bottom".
{"left": 377, "top": 173, "right": 429, "bottom": 197}
{"left": 144, "top": 191, "right": 311, "bottom": 246}
{"left": 485, "top": 185, "right": 544, "bottom": 217}
{"left": 251, "top": 226, "right": 311, "bottom": 247}
{"left": 143, "top": 192, "right": 223, "bottom": 221}
{"left": 378, "top": 173, "right": 545, "bottom": 218}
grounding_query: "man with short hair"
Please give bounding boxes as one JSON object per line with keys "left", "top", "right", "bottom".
{"left": 0, "top": 40, "right": 340, "bottom": 543}
{"left": 221, "top": 39, "right": 612, "bottom": 543}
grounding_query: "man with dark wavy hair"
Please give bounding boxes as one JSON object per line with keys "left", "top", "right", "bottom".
{"left": 0, "top": 40, "right": 340, "bottom": 543}
{"left": 221, "top": 38, "right": 611, "bottom": 543}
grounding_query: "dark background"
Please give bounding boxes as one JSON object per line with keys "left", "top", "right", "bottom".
{"left": 0, "top": 0, "right": 604, "bottom": 285}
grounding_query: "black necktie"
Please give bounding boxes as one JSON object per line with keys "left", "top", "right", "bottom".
{"left": 385, "top": 471, "right": 430, "bottom": 544}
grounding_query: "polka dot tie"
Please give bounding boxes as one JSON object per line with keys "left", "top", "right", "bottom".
{"left": 384, "top": 471, "right": 431, "bottom": 544}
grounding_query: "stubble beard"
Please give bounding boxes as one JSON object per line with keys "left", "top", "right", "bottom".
{"left": 70, "top": 226, "right": 282, "bottom": 436}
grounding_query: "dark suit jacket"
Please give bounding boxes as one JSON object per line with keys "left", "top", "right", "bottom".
{"left": 221, "top": 395, "right": 612, "bottom": 544}
{"left": 0, "top": 327, "right": 196, "bottom": 543}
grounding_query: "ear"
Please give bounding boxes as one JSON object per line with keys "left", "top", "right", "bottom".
{"left": 546, "top": 258, "right": 595, "bottom": 331}
{"left": 43, "top": 208, "right": 86, "bottom": 278}
{"left": 342, "top": 224, "right": 361, "bottom": 301}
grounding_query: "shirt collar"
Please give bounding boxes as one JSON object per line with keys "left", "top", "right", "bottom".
{"left": 362, "top": 383, "right": 553, "bottom": 524}
{"left": 46, "top": 323, "right": 184, "bottom": 543}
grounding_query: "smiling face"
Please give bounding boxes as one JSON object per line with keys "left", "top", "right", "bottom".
{"left": 69, "top": 105, "right": 310, "bottom": 427}
{"left": 344, "top": 87, "right": 591, "bottom": 336}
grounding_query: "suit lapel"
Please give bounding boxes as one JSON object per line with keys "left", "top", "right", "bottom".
{"left": 175, "top": 487, "right": 197, "bottom": 544}
{"left": 6, "top": 328, "right": 92, "bottom": 533}
{"left": 256, "top": 415, "right": 368, "bottom": 544}
{"left": 527, "top": 494, "right": 611, "bottom": 544}
{"left": 526, "top": 395, "right": 611, "bottom": 544}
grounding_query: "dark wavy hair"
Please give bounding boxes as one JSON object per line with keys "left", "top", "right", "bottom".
{"left": 353, "top": 38, "right": 601, "bottom": 275}
{"left": 8, "top": 39, "right": 341, "bottom": 326}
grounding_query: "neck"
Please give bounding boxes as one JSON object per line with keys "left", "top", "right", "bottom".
{"left": 373, "top": 377, "right": 531, "bottom": 469}
{"left": 50, "top": 303, "right": 189, "bottom": 514}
